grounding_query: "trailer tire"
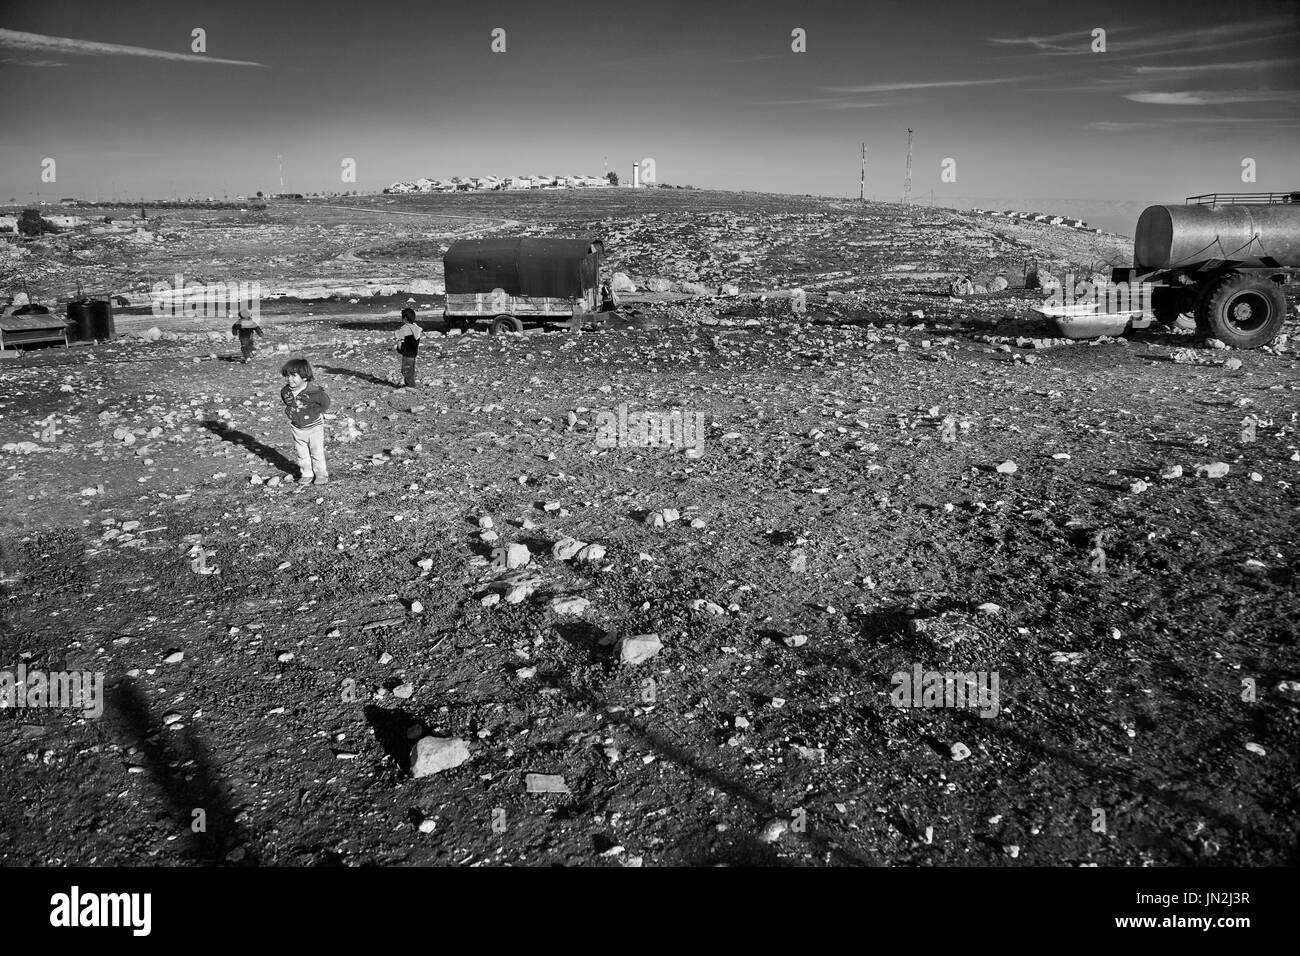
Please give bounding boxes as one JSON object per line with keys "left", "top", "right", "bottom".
{"left": 1198, "top": 274, "right": 1286, "bottom": 349}
{"left": 489, "top": 315, "right": 524, "bottom": 335}
{"left": 1151, "top": 287, "right": 1193, "bottom": 327}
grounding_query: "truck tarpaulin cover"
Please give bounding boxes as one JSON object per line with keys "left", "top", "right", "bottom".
{"left": 443, "top": 238, "right": 603, "bottom": 298}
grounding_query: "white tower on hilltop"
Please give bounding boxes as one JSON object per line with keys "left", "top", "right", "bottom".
{"left": 633, "top": 163, "right": 640, "bottom": 189}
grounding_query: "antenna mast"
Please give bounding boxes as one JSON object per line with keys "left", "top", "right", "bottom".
{"left": 859, "top": 143, "right": 866, "bottom": 203}
{"left": 903, "top": 129, "right": 913, "bottom": 207}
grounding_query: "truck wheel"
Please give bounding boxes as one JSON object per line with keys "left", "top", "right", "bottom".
{"left": 489, "top": 315, "right": 524, "bottom": 335}
{"left": 1198, "top": 274, "right": 1286, "bottom": 349}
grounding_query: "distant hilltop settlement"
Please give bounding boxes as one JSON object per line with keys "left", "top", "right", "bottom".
{"left": 971, "top": 207, "right": 1103, "bottom": 233}
{"left": 384, "top": 173, "right": 616, "bottom": 194}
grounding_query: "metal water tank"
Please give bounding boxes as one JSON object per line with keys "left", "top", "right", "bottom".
{"left": 66, "top": 300, "right": 94, "bottom": 342}
{"left": 1135, "top": 203, "right": 1300, "bottom": 270}
{"left": 88, "top": 299, "right": 115, "bottom": 340}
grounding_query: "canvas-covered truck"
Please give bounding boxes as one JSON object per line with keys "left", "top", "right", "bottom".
{"left": 442, "top": 237, "right": 609, "bottom": 334}
{"left": 1110, "top": 192, "right": 1300, "bottom": 349}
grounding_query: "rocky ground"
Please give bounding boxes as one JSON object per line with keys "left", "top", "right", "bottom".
{"left": 1, "top": 191, "right": 1297, "bottom": 866}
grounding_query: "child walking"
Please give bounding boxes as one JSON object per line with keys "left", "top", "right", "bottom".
{"left": 394, "top": 307, "right": 423, "bottom": 388}
{"left": 280, "top": 358, "right": 331, "bottom": 485}
{"left": 232, "top": 307, "right": 264, "bottom": 363}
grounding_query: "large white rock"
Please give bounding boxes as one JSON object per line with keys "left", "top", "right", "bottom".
{"left": 617, "top": 633, "right": 662, "bottom": 666}
{"left": 409, "top": 736, "right": 471, "bottom": 777}
{"left": 610, "top": 272, "right": 636, "bottom": 294}
{"left": 646, "top": 277, "right": 673, "bottom": 293}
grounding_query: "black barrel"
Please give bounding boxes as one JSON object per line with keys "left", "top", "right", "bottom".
{"left": 88, "top": 299, "right": 115, "bottom": 340}
{"left": 66, "top": 299, "right": 94, "bottom": 342}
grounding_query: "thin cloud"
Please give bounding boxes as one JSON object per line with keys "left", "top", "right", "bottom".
{"left": 1133, "top": 57, "right": 1300, "bottom": 74}
{"left": 0, "top": 28, "right": 267, "bottom": 67}
{"left": 757, "top": 97, "right": 885, "bottom": 109}
{"left": 1086, "top": 115, "right": 1300, "bottom": 130}
{"left": 1125, "top": 89, "right": 1300, "bottom": 105}
{"left": 0, "top": 56, "right": 65, "bottom": 67}
{"left": 1083, "top": 121, "right": 1148, "bottom": 132}
{"left": 825, "top": 75, "right": 1037, "bottom": 93}
{"left": 991, "top": 19, "right": 1300, "bottom": 58}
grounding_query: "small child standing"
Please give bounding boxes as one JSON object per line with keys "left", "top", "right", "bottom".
{"left": 280, "top": 358, "right": 331, "bottom": 485}
{"left": 232, "top": 307, "right": 264, "bottom": 363}
{"left": 394, "top": 307, "right": 423, "bottom": 388}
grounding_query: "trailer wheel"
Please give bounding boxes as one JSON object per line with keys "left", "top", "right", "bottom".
{"left": 1198, "top": 274, "right": 1286, "bottom": 349}
{"left": 489, "top": 315, "right": 524, "bottom": 335}
{"left": 1151, "top": 287, "right": 1194, "bottom": 328}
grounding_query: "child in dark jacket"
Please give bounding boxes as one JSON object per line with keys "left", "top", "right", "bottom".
{"left": 394, "top": 307, "right": 423, "bottom": 387}
{"left": 232, "top": 307, "right": 264, "bottom": 363}
{"left": 280, "top": 358, "right": 331, "bottom": 484}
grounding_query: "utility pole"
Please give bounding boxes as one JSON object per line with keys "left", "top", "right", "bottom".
{"left": 277, "top": 154, "right": 284, "bottom": 194}
{"left": 859, "top": 143, "right": 866, "bottom": 204}
{"left": 903, "top": 128, "right": 913, "bottom": 207}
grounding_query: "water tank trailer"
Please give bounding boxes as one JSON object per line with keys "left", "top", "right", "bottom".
{"left": 1111, "top": 191, "right": 1300, "bottom": 349}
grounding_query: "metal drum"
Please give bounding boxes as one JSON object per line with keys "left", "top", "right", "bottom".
{"left": 88, "top": 299, "right": 115, "bottom": 340}
{"left": 66, "top": 299, "right": 94, "bottom": 342}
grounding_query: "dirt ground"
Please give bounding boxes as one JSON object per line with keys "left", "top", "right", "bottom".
{"left": 1, "top": 191, "right": 1297, "bottom": 866}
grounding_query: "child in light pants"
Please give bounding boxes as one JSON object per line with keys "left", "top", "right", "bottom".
{"left": 280, "top": 358, "right": 331, "bottom": 484}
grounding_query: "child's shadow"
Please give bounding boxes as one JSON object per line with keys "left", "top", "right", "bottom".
{"left": 316, "top": 365, "right": 395, "bottom": 388}
{"left": 201, "top": 419, "right": 297, "bottom": 472}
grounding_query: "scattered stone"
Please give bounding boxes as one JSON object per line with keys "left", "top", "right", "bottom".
{"left": 551, "top": 537, "right": 586, "bottom": 561}
{"left": 996, "top": 461, "right": 1017, "bottom": 474}
{"left": 759, "top": 818, "right": 789, "bottom": 843}
{"left": 576, "top": 543, "right": 606, "bottom": 564}
{"left": 409, "top": 736, "right": 471, "bottom": 777}
{"left": 976, "top": 603, "right": 1001, "bottom": 615}
{"left": 548, "top": 595, "right": 591, "bottom": 616}
{"left": 782, "top": 634, "right": 808, "bottom": 648}
{"left": 950, "top": 742, "right": 972, "bottom": 761}
{"left": 617, "top": 633, "right": 663, "bottom": 665}
{"left": 1159, "top": 464, "right": 1183, "bottom": 480}
{"left": 791, "top": 745, "right": 826, "bottom": 764}
{"left": 392, "top": 683, "right": 415, "bottom": 699}
{"left": 1195, "top": 462, "right": 1230, "bottom": 479}
{"left": 1245, "top": 742, "right": 1267, "bottom": 756}
{"left": 1224, "top": 357, "right": 1242, "bottom": 371}
{"left": 503, "top": 542, "right": 531, "bottom": 569}
{"left": 525, "top": 773, "right": 569, "bottom": 793}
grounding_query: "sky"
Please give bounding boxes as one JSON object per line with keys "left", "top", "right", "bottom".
{"left": 1, "top": 0, "right": 1297, "bottom": 206}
